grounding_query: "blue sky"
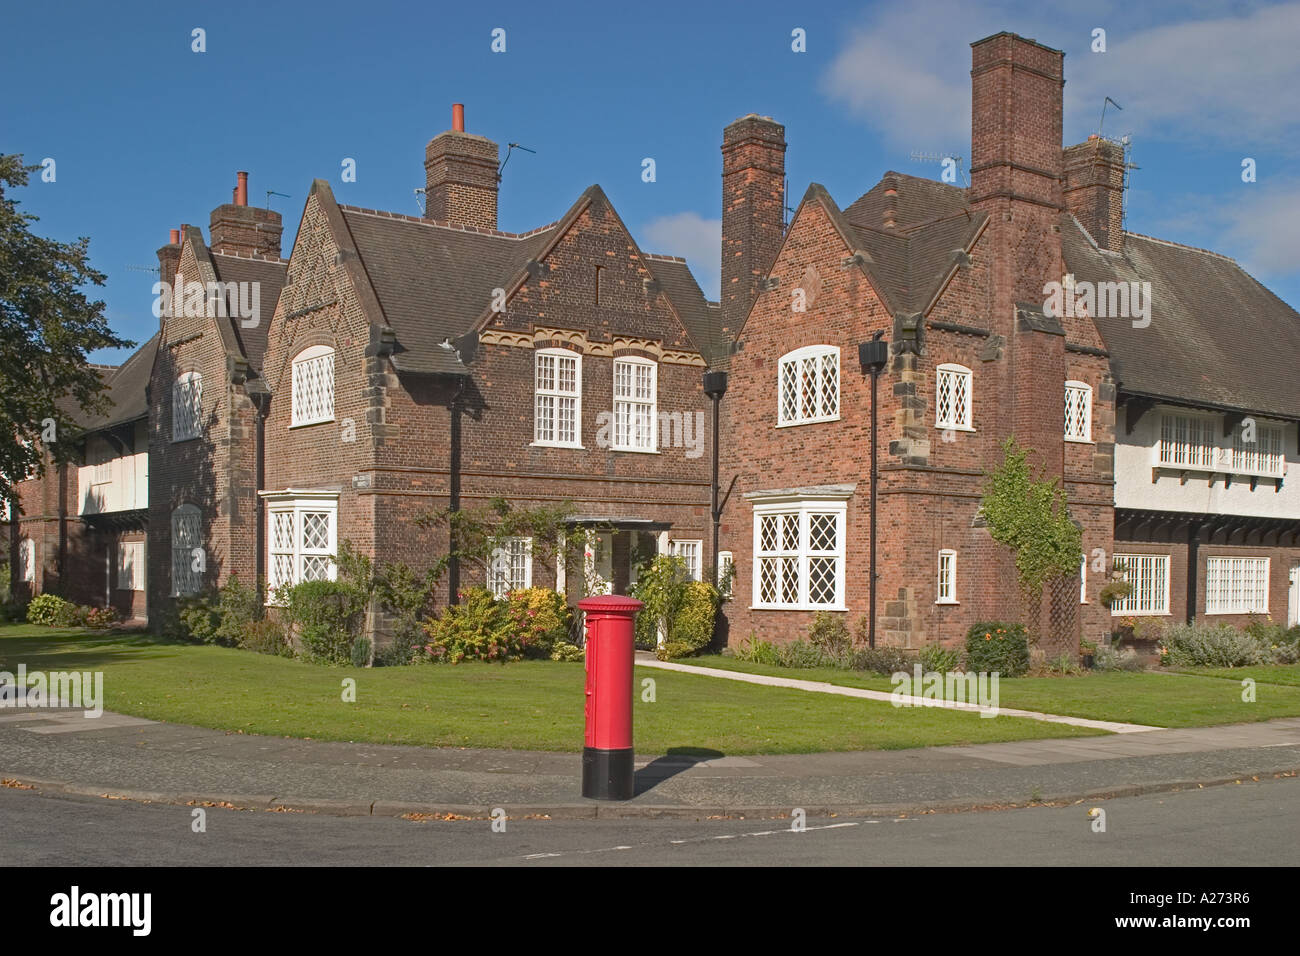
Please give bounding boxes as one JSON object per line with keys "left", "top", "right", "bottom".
{"left": 4, "top": 0, "right": 1298, "bottom": 365}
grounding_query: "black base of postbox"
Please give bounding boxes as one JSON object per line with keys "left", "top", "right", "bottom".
{"left": 582, "top": 747, "right": 634, "bottom": 800}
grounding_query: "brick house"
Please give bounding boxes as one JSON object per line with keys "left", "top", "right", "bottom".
{"left": 146, "top": 174, "right": 286, "bottom": 610}
{"left": 257, "top": 107, "right": 721, "bottom": 640}
{"left": 716, "top": 31, "right": 1300, "bottom": 653}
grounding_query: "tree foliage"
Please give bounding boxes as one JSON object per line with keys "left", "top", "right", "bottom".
{"left": 1, "top": 155, "right": 133, "bottom": 501}
{"left": 413, "top": 496, "right": 593, "bottom": 582}
{"left": 980, "top": 438, "right": 1082, "bottom": 599}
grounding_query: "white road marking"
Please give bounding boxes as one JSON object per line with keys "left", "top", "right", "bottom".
{"left": 521, "top": 819, "right": 879, "bottom": 861}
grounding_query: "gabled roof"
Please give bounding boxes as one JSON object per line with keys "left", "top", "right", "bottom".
{"left": 328, "top": 184, "right": 724, "bottom": 374}
{"left": 1061, "top": 218, "right": 1300, "bottom": 421}
{"left": 210, "top": 253, "right": 286, "bottom": 373}
{"left": 842, "top": 173, "right": 987, "bottom": 315}
{"left": 72, "top": 333, "right": 161, "bottom": 433}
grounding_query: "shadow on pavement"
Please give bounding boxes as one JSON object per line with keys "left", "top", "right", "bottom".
{"left": 634, "top": 747, "right": 725, "bottom": 796}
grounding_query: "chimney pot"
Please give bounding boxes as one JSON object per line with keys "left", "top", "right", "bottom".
{"left": 452, "top": 103, "right": 465, "bottom": 132}
{"left": 169, "top": 228, "right": 180, "bottom": 244}
{"left": 235, "top": 171, "right": 249, "bottom": 207}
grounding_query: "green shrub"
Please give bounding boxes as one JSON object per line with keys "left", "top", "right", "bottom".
{"left": 1044, "top": 653, "right": 1080, "bottom": 675}
{"left": 1094, "top": 644, "right": 1143, "bottom": 671}
{"left": 177, "top": 595, "right": 222, "bottom": 643}
{"left": 26, "top": 593, "right": 75, "bottom": 627}
{"left": 422, "top": 587, "right": 519, "bottom": 663}
{"left": 503, "top": 587, "right": 572, "bottom": 657}
{"left": 964, "top": 622, "right": 1031, "bottom": 677}
{"left": 238, "top": 618, "right": 292, "bottom": 657}
{"left": 777, "top": 639, "right": 826, "bottom": 668}
{"left": 671, "top": 581, "right": 719, "bottom": 654}
{"left": 918, "top": 643, "right": 961, "bottom": 675}
{"left": 850, "top": 645, "right": 912, "bottom": 676}
{"left": 655, "top": 640, "right": 695, "bottom": 661}
{"left": 550, "top": 642, "right": 585, "bottom": 662}
{"left": 282, "top": 579, "right": 368, "bottom": 665}
{"left": 210, "top": 576, "right": 260, "bottom": 646}
{"left": 733, "top": 635, "right": 783, "bottom": 666}
{"left": 1158, "top": 623, "right": 1269, "bottom": 668}
{"left": 632, "top": 555, "right": 689, "bottom": 649}
{"left": 807, "top": 612, "right": 852, "bottom": 664}
{"left": 83, "top": 606, "right": 117, "bottom": 629}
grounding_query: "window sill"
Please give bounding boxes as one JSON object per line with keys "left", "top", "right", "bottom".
{"left": 935, "top": 424, "right": 976, "bottom": 433}
{"left": 776, "top": 416, "right": 841, "bottom": 429}
{"left": 609, "top": 446, "right": 659, "bottom": 454}
{"left": 1110, "top": 611, "right": 1171, "bottom": 617}
{"left": 750, "top": 604, "right": 847, "bottom": 612}
{"left": 935, "top": 599, "right": 959, "bottom": 606}
{"left": 531, "top": 441, "right": 586, "bottom": 450}
{"left": 1205, "top": 610, "right": 1269, "bottom": 616}
{"left": 290, "top": 418, "right": 335, "bottom": 430}
{"left": 1065, "top": 436, "right": 1095, "bottom": 445}
{"left": 170, "top": 435, "right": 202, "bottom": 444}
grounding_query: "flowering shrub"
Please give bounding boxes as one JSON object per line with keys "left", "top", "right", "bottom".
{"left": 422, "top": 587, "right": 521, "bottom": 663}
{"left": 502, "top": 587, "right": 572, "bottom": 657}
{"left": 26, "top": 593, "right": 80, "bottom": 627}
{"left": 963, "top": 621, "right": 1030, "bottom": 677}
{"left": 83, "top": 606, "right": 117, "bottom": 629}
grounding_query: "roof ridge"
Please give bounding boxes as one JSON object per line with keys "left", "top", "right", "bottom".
{"left": 642, "top": 253, "right": 687, "bottom": 263}
{"left": 338, "top": 203, "right": 561, "bottom": 240}
{"left": 1125, "top": 231, "right": 1237, "bottom": 263}
{"left": 211, "top": 250, "right": 288, "bottom": 264}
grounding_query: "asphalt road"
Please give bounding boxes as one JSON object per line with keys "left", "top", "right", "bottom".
{"left": 1, "top": 774, "right": 1295, "bottom": 866}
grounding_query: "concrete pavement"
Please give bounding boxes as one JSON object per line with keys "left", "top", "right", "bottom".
{"left": 2, "top": 705, "right": 1299, "bottom": 819}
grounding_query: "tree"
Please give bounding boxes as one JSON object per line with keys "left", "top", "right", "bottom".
{"left": 980, "top": 437, "right": 1083, "bottom": 601}
{"left": 0, "top": 154, "right": 132, "bottom": 502}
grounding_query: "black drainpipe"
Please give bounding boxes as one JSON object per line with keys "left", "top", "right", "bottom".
{"left": 1186, "top": 520, "right": 1201, "bottom": 625}
{"left": 447, "top": 374, "right": 467, "bottom": 604}
{"left": 254, "top": 391, "right": 268, "bottom": 603}
{"left": 859, "top": 334, "right": 889, "bottom": 649}
{"left": 702, "top": 370, "right": 728, "bottom": 585}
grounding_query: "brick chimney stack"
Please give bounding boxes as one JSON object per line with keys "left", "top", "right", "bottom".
{"left": 424, "top": 104, "right": 499, "bottom": 230}
{"left": 157, "top": 228, "right": 181, "bottom": 289}
{"left": 969, "top": 32, "right": 1068, "bottom": 475}
{"left": 1063, "top": 136, "right": 1125, "bottom": 252}
{"left": 721, "top": 114, "right": 786, "bottom": 338}
{"left": 210, "top": 170, "right": 283, "bottom": 258}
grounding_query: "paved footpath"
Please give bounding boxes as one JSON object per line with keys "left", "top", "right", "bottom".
{"left": 3, "top": 703, "right": 1299, "bottom": 819}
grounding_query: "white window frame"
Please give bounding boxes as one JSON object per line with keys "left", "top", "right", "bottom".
{"left": 172, "top": 371, "right": 203, "bottom": 442}
{"left": 91, "top": 441, "right": 113, "bottom": 485}
{"left": 669, "top": 539, "right": 703, "bottom": 582}
{"left": 170, "top": 504, "right": 202, "bottom": 597}
{"left": 1110, "top": 553, "right": 1170, "bottom": 616}
{"left": 717, "top": 550, "right": 734, "bottom": 600}
{"left": 1230, "top": 422, "right": 1285, "bottom": 478}
{"left": 936, "top": 549, "right": 957, "bottom": 604}
{"left": 935, "top": 363, "right": 974, "bottom": 431}
{"left": 19, "top": 538, "right": 35, "bottom": 583}
{"left": 1205, "top": 556, "right": 1270, "bottom": 615}
{"left": 1064, "top": 381, "right": 1093, "bottom": 443}
{"left": 487, "top": 536, "right": 533, "bottom": 598}
{"left": 117, "top": 540, "right": 145, "bottom": 592}
{"left": 777, "top": 345, "right": 840, "bottom": 427}
{"left": 612, "top": 357, "right": 658, "bottom": 452}
{"left": 290, "top": 344, "right": 336, "bottom": 428}
{"left": 750, "top": 494, "right": 849, "bottom": 611}
{"left": 262, "top": 492, "right": 339, "bottom": 602}
{"left": 533, "top": 348, "right": 583, "bottom": 448}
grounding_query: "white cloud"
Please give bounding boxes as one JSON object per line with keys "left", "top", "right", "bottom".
{"left": 640, "top": 211, "right": 722, "bottom": 301}
{"left": 1156, "top": 181, "right": 1300, "bottom": 279}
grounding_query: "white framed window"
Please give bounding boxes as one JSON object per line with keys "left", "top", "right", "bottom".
{"left": 936, "top": 364, "right": 973, "bottom": 430}
{"left": 534, "top": 349, "right": 582, "bottom": 447}
{"left": 778, "top": 346, "right": 840, "bottom": 426}
{"left": 265, "top": 494, "right": 339, "bottom": 598}
{"left": 291, "top": 345, "right": 336, "bottom": 427}
{"left": 669, "top": 539, "right": 703, "bottom": 581}
{"left": 937, "top": 549, "right": 957, "bottom": 604}
{"left": 613, "top": 358, "right": 657, "bottom": 451}
{"left": 172, "top": 371, "right": 203, "bottom": 442}
{"left": 19, "top": 538, "right": 35, "bottom": 583}
{"left": 1110, "top": 553, "right": 1170, "bottom": 616}
{"left": 91, "top": 442, "right": 113, "bottom": 485}
{"left": 117, "top": 540, "right": 145, "bottom": 591}
{"left": 1230, "top": 423, "right": 1284, "bottom": 477}
{"left": 1205, "top": 556, "right": 1269, "bottom": 615}
{"left": 718, "top": 550, "right": 734, "bottom": 600}
{"left": 1157, "top": 412, "right": 1215, "bottom": 469}
{"left": 751, "top": 496, "right": 848, "bottom": 610}
{"left": 170, "top": 504, "right": 202, "bottom": 596}
{"left": 1064, "top": 381, "right": 1092, "bottom": 442}
{"left": 488, "top": 537, "right": 533, "bottom": 598}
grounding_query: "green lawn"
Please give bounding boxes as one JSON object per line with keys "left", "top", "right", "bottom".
{"left": 0, "top": 625, "right": 1103, "bottom": 754}
{"left": 683, "top": 655, "right": 1300, "bottom": 728}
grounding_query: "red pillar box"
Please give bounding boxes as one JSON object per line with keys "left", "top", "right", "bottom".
{"left": 579, "top": 595, "right": 643, "bottom": 800}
